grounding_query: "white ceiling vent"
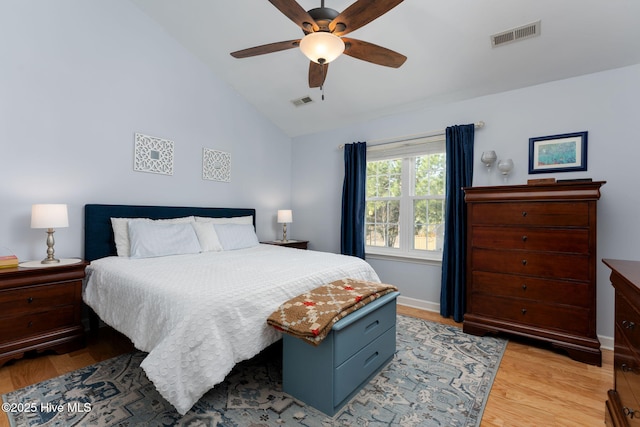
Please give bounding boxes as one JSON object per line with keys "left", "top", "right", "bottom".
{"left": 491, "top": 20, "right": 541, "bottom": 48}
{"left": 291, "top": 96, "right": 314, "bottom": 107}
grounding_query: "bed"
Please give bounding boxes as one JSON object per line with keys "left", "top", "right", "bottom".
{"left": 82, "top": 204, "right": 381, "bottom": 415}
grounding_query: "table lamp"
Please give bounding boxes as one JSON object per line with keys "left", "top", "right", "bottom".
{"left": 277, "top": 209, "right": 292, "bottom": 242}
{"left": 31, "top": 204, "right": 69, "bottom": 264}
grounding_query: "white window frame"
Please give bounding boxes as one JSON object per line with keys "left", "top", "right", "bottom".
{"left": 365, "top": 134, "right": 445, "bottom": 263}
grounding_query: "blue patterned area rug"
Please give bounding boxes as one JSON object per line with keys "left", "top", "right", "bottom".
{"left": 2, "top": 315, "right": 506, "bottom": 427}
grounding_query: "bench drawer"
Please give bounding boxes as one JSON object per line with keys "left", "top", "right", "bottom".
{"left": 334, "top": 326, "right": 396, "bottom": 406}
{"left": 334, "top": 298, "right": 396, "bottom": 366}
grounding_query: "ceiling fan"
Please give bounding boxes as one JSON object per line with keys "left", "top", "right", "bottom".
{"left": 230, "top": 0, "right": 407, "bottom": 89}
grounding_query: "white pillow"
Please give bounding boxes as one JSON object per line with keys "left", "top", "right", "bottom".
{"left": 111, "top": 216, "right": 195, "bottom": 257}
{"left": 214, "top": 224, "right": 259, "bottom": 250}
{"left": 191, "top": 221, "right": 223, "bottom": 252}
{"left": 128, "top": 220, "right": 201, "bottom": 259}
{"left": 195, "top": 215, "right": 253, "bottom": 225}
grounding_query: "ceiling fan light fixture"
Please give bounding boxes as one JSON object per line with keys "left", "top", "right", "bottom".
{"left": 299, "top": 32, "right": 345, "bottom": 64}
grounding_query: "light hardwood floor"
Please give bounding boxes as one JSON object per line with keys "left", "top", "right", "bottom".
{"left": 0, "top": 306, "right": 612, "bottom": 427}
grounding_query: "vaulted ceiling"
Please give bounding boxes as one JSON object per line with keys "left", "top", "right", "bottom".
{"left": 130, "top": 0, "right": 640, "bottom": 137}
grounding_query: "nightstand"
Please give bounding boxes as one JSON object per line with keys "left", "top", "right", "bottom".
{"left": 0, "top": 259, "right": 87, "bottom": 367}
{"left": 261, "top": 240, "right": 309, "bottom": 250}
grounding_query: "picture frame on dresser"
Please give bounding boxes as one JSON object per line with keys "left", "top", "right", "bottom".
{"left": 528, "top": 131, "right": 588, "bottom": 174}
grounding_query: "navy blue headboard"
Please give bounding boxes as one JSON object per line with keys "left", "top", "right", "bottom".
{"left": 84, "top": 204, "right": 256, "bottom": 261}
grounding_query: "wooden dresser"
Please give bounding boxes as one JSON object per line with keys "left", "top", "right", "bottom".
{"left": 0, "top": 260, "right": 87, "bottom": 366}
{"left": 463, "top": 182, "right": 604, "bottom": 366}
{"left": 603, "top": 259, "right": 640, "bottom": 426}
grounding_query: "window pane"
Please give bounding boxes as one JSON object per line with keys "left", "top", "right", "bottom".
{"left": 364, "top": 199, "right": 401, "bottom": 249}
{"left": 413, "top": 199, "right": 445, "bottom": 251}
{"left": 415, "top": 153, "right": 445, "bottom": 196}
{"left": 366, "top": 159, "right": 402, "bottom": 198}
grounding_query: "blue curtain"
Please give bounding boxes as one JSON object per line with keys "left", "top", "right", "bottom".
{"left": 341, "top": 141, "right": 367, "bottom": 259}
{"left": 440, "top": 124, "right": 474, "bottom": 322}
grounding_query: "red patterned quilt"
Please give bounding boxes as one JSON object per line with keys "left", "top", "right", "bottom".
{"left": 267, "top": 278, "right": 398, "bottom": 346}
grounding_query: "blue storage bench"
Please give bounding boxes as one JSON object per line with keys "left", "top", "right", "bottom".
{"left": 282, "top": 291, "right": 400, "bottom": 416}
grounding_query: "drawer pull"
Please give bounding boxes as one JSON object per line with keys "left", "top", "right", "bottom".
{"left": 364, "top": 351, "right": 379, "bottom": 367}
{"left": 522, "top": 284, "right": 527, "bottom": 291}
{"left": 28, "top": 321, "right": 33, "bottom": 328}
{"left": 27, "top": 297, "right": 33, "bottom": 303}
{"left": 622, "top": 320, "right": 636, "bottom": 330}
{"left": 521, "top": 308, "right": 527, "bottom": 315}
{"left": 522, "top": 211, "right": 527, "bottom": 217}
{"left": 623, "top": 407, "right": 640, "bottom": 419}
{"left": 521, "top": 259, "right": 527, "bottom": 266}
{"left": 365, "top": 320, "right": 380, "bottom": 333}
{"left": 522, "top": 235, "right": 528, "bottom": 242}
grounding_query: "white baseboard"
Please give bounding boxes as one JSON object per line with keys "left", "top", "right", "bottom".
{"left": 395, "top": 296, "right": 614, "bottom": 351}
{"left": 397, "top": 295, "right": 440, "bottom": 314}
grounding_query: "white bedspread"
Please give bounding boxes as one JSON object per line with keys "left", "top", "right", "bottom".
{"left": 83, "top": 244, "right": 380, "bottom": 415}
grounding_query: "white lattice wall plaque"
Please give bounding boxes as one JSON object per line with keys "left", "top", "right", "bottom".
{"left": 202, "top": 148, "right": 231, "bottom": 182}
{"left": 134, "top": 133, "right": 174, "bottom": 175}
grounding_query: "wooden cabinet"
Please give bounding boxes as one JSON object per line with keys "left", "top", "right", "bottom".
{"left": 282, "top": 292, "right": 399, "bottom": 416}
{"left": 603, "top": 259, "right": 640, "bottom": 427}
{"left": 0, "top": 260, "right": 87, "bottom": 366}
{"left": 261, "top": 240, "right": 308, "bottom": 250}
{"left": 463, "top": 182, "right": 604, "bottom": 366}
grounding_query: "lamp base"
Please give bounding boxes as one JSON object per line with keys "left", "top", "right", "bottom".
{"left": 41, "top": 228, "right": 60, "bottom": 264}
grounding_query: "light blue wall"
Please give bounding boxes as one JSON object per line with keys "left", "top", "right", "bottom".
{"left": 1, "top": 1, "right": 293, "bottom": 261}
{"left": 292, "top": 63, "right": 640, "bottom": 340}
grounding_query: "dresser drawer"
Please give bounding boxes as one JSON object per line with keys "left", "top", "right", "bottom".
{"left": 471, "top": 202, "right": 589, "bottom": 227}
{"left": 470, "top": 271, "right": 591, "bottom": 307}
{"left": 471, "top": 226, "right": 589, "bottom": 253}
{"left": 0, "top": 306, "right": 76, "bottom": 342}
{"left": 614, "top": 333, "right": 640, "bottom": 407}
{"left": 472, "top": 248, "right": 590, "bottom": 281}
{"left": 470, "top": 294, "right": 591, "bottom": 336}
{"left": 616, "top": 368, "right": 640, "bottom": 425}
{"left": 334, "top": 326, "right": 395, "bottom": 406}
{"left": 0, "top": 281, "right": 79, "bottom": 317}
{"left": 616, "top": 293, "right": 640, "bottom": 355}
{"left": 333, "top": 296, "right": 396, "bottom": 366}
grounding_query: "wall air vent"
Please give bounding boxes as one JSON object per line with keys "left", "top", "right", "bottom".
{"left": 291, "top": 96, "right": 314, "bottom": 107}
{"left": 491, "top": 20, "right": 541, "bottom": 48}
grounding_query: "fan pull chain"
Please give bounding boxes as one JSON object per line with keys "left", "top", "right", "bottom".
{"left": 321, "top": 62, "right": 326, "bottom": 101}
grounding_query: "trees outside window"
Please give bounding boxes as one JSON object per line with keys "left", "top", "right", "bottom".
{"left": 365, "top": 143, "right": 446, "bottom": 260}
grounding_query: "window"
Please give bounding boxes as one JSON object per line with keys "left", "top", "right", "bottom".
{"left": 365, "top": 135, "right": 446, "bottom": 260}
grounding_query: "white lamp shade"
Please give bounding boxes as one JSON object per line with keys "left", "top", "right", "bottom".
{"left": 299, "top": 32, "right": 345, "bottom": 64}
{"left": 277, "top": 209, "right": 293, "bottom": 224}
{"left": 31, "top": 204, "right": 69, "bottom": 229}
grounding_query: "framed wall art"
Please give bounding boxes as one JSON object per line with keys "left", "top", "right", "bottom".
{"left": 133, "top": 133, "right": 174, "bottom": 175}
{"left": 528, "top": 131, "right": 588, "bottom": 174}
{"left": 202, "top": 148, "right": 231, "bottom": 182}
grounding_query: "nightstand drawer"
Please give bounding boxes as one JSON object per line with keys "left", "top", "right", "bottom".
{"left": 334, "top": 326, "right": 395, "bottom": 406}
{"left": 333, "top": 297, "right": 396, "bottom": 366}
{"left": 0, "top": 306, "right": 76, "bottom": 342}
{"left": 0, "top": 281, "right": 79, "bottom": 317}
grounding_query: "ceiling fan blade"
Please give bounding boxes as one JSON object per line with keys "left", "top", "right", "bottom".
{"left": 268, "top": 0, "right": 319, "bottom": 33}
{"left": 309, "top": 61, "right": 328, "bottom": 88}
{"left": 230, "top": 40, "right": 300, "bottom": 58}
{"left": 329, "top": 0, "right": 404, "bottom": 36}
{"left": 342, "top": 38, "right": 406, "bottom": 68}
